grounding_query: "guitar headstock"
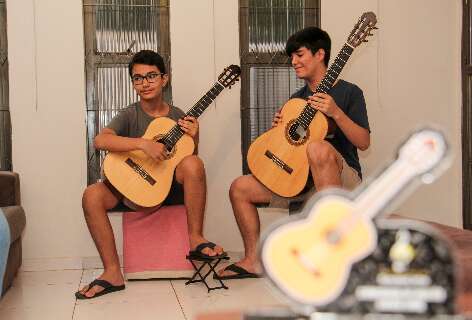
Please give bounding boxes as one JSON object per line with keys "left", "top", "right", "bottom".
{"left": 398, "top": 128, "right": 449, "bottom": 180}
{"left": 218, "top": 65, "right": 241, "bottom": 88}
{"left": 347, "top": 11, "right": 378, "bottom": 48}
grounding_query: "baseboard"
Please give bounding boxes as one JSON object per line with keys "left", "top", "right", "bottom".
{"left": 21, "top": 255, "right": 123, "bottom": 272}
{"left": 21, "top": 252, "right": 241, "bottom": 272}
{"left": 22, "top": 257, "right": 81, "bottom": 272}
{"left": 125, "top": 269, "right": 195, "bottom": 280}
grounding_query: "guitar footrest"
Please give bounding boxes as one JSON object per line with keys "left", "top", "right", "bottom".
{"left": 122, "top": 205, "right": 194, "bottom": 280}
{"left": 185, "top": 255, "right": 230, "bottom": 292}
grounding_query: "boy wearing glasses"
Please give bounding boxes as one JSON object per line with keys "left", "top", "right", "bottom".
{"left": 76, "top": 50, "right": 225, "bottom": 299}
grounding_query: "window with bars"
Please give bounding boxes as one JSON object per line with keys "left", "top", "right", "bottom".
{"left": 239, "top": 0, "right": 320, "bottom": 173}
{"left": 0, "top": 0, "right": 11, "bottom": 171}
{"left": 83, "top": 0, "right": 171, "bottom": 185}
{"left": 462, "top": 0, "right": 472, "bottom": 229}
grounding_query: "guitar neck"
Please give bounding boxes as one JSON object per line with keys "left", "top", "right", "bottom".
{"left": 161, "top": 82, "right": 225, "bottom": 148}
{"left": 297, "top": 43, "right": 354, "bottom": 129}
{"left": 332, "top": 129, "right": 447, "bottom": 239}
{"left": 331, "top": 160, "right": 420, "bottom": 242}
{"left": 186, "top": 82, "right": 225, "bottom": 118}
{"left": 316, "top": 43, "right": 354, "bottom": 94}
{"left": 355, "top": 160, "right": 418, "bottom": 220}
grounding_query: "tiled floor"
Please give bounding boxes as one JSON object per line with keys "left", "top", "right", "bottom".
{"left": 0, "top": 267, "right": 287, "bottom": 320}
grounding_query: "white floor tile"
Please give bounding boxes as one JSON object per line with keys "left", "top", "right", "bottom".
{"left": 173, "top": 277, "right": 287, "bottom": 320}
{"left": 0, "top": 270, "right": 82, "bottom": 320}
{"left": 74, "top": 280, "right": 185, "bottom": 320}
{"left": 0, "top": 267, "right": 291, "bottom": 320}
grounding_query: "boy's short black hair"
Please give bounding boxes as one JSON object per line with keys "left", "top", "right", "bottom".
{"left": 285, "top": 27, "right": 331, "bottom": 67}
{"left": 128, "top": 50, "right": 167, "bottom": 76}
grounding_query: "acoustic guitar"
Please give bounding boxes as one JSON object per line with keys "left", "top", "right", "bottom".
{"left": 247, "top": 12, "right": 377, "bottom": 197}
{"left": 103, "top": 65, "right": 241, "bottom": 208}
{"left": 261, "top": 128, "right": 449, "bottom": 306}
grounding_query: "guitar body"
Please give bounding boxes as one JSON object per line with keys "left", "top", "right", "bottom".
{"left": 262, "top": 194, "right": 376, "bottom": 305}
{"left": 103, "top": 117, "right": 194, "bottom": 208}
{"left": 247, "top": 98, "right": 329, "bottom": 197}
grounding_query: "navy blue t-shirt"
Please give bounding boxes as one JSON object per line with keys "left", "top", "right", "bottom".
{"left": 290, "top": 80, "right": 370, "bottom": 178}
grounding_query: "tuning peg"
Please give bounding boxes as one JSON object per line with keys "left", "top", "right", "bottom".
{"left": 373, "top": 26, "right": 379, "bottom": 29}
{"left": 363, "top": 40, "right": 369, "bottom": 42}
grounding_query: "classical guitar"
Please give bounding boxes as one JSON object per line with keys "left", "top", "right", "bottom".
{"left": 247, "top": 12, "right": 377, "bottom": 197}
{"left": 261, "top": 128, "right": 449, "bottom": 306}
{"left": 103, "top": 65, "right": 241, "bottom": 208}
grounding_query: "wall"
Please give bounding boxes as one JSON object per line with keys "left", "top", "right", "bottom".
{"left": 321, "top": 0, "right": 462, "bottom": 226}
{"left": 5, "top": 0, "right": 462, "bottom": 264}
{"left": 7, "top": 0, "right": 90, "bottom": 265}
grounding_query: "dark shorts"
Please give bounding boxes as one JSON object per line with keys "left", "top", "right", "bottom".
{"left": 161, "top": 178, "right": 184, "bottom": 206}
{"left": 104, "top": 175, "right": 184, "bottom": 211}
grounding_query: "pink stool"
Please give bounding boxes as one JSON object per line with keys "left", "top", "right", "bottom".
{"left": 122, "top": 205, "right": 194, "bottom": 280}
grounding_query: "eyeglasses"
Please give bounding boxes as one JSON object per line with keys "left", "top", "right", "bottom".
{"left": 132, "top": 72, "right": 164, "bottom": 85}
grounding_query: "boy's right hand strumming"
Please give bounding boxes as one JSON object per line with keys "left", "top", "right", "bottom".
{"left": 140, "top": 139, "right": 169, "bottom": 162}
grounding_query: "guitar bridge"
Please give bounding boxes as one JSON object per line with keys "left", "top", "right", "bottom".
{"left": 265, "top": 150, "right": 293, "bottom": 174}
{"left": 292, "top": 249, "right": 321, "bottom": 277}
{"left": 125, "top": 158, "right": 156, "bottom": 186}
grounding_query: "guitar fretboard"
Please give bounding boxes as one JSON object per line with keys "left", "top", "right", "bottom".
{"left": 297, "top": 44, "right": 354, "bottom": 130}
{"left": 160, "top": 82, "right": 225, "bottom": 149}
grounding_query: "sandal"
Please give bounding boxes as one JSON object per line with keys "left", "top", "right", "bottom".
{"left": 75, "top": 279, "right": 125, "bottom": 300}
{"left": 188, "top": 242, "right": 227, "bottom": 260}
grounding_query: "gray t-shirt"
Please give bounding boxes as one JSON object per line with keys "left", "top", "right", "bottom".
{"left": 106, "top": 102, "right": 186, "bottom": 138}
{"left": 105, "top": 102, "right": 187, "bottom": 206}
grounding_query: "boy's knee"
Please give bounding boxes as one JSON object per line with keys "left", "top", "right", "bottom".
{"left": 307, "top": 141, "right": 338, "bottom": 167}
{"left": 180, "top": 155, "right": 205, "bottom": 176}
{"left": 229, "top": 176, "right": 254, "bottom": 202}
{"left": 82, "top": 183, "right": 109, "bottom": 213}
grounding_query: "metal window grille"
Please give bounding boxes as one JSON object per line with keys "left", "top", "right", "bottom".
{"left": 239, "top": 0, "right": 320, "bottom": 173}
{"left": 462, "top": 0, "right": 472, "bottom": 229}
{"left": 83, "top": 0, "right": 171, "bottom": 185}
{"left": 0, "top": 0, "right": 11, "bottom": 171}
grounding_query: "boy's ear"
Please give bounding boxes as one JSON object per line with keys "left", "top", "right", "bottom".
{"left": 162, "top": 74, "right": 169, "bottom": 87}
{"left": 316, "top": 48, "right": 326, "bottom": 61}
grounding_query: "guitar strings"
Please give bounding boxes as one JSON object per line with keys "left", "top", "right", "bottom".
{"left": 287, "top": 44, "right": 353, "bottom": 140}
{"left": 159, "top": 82, "right": 225, "bottom": 149}
{"left": 296, "top": 44, "right": 354, "bottom": 131}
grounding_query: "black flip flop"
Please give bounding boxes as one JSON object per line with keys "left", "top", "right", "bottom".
{"left": 75, "top": 279, "right": 125, "bottom": 300}
{"left": 188, "top": 242, "right": 227, "bottom": 260}
{"left": 214, "top": 263, "right": 261, "bottom": 280}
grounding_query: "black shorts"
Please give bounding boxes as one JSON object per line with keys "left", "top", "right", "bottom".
{"left": 104, "top": 174, "right": 184, "bottom": 211}
{"left": 161, "top": 178, "right": 184, "bottom": 206}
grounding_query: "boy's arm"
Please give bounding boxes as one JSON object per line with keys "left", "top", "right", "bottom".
{"left": 331, "top": 110, "right": 370, "bottom": 151}
{"left": 95, "top": 128, "right": 169, "bottom": 162}
{"left": 307, "top": 92, "right": 370, "bottom": 151}
{"left": 94, "top": 128, "right": 145, "bottom": 152}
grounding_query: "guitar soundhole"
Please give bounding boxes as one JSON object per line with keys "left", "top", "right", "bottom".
{"left": 285, "top": 119, "right": 310, "bottom": 146}
{"left": 326, "top": 229, "right": 341, "bottom": 245}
